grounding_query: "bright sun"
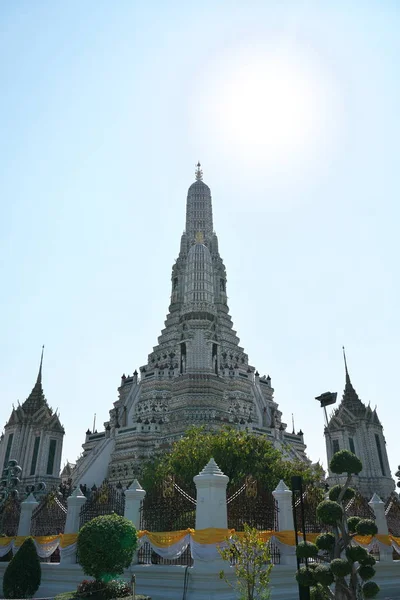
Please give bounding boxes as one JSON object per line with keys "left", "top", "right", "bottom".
{"left": 190, "top": 46, "right": 341, "bottom": 172}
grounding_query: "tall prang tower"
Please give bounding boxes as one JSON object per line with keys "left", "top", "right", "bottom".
{"left": 72, "top": 165, "right": 308, "bottom": 487}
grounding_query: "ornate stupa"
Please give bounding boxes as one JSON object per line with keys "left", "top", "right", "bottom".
{"left": 72, "top": 165, "right": 308, "bottom": 487}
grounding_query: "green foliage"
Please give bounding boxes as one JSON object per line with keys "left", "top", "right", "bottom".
{"left": 358, "top": 565, "right": 375, "bottom": 581}
{"left": 77, "top": 578, "right": 132, "bottom": 599}
{"left": 360, "top": 554, "right": 376, "bottom": 567}
{"left": 312, "top": 564, "right": 334, "bottom": 587}
{"left": 328, "top": 484, "right": 355, "bottom": 502}
{"left": 362, "top": 581, "right": 380, "bottom": 598}
{"left": 140, "top": 426, "right": 324, "bottom": 493}
{"left": 310, "top": 583, "right": 332, "bottom": 600}
{"left": 346, "top": 545, "right": 369, "bottom": 564}
{"left": 296, "top": 541, "right": 319, "bottom": 559}
{"left": 347, "top": 516, "right": 361, "bottom": 533}
{"left": 355, "top": 519, "right": 378, "bottom": 536}
{"left": 330, "top": 558, "right": 352, "bottom": 577}
{"left": 77, "top": 514, "right": 138, "bottom": 582}
{"left": 329, "top": 450, "right": 362, "bottom": 475}
{"left": 295, "top": 566, "right": 315, "bottom": 587}
{"left": 316, "top": 499, "right": 343, "bottom": 525}
{"left": 3, "top": 536, "right": 41, "bottom": 599}
{"left": 315, "top": 532, "right": 335, "bottom": 551}
{"left": 218, "top": 524, "right": 272, "bottom": 600}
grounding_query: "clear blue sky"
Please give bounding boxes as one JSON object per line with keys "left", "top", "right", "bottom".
{"left": 1, "top": 1, "right": 399, "bottom": 481}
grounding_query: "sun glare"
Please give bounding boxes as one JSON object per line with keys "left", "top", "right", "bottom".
{"left": 190, "top": 45, "right": 342, "bottom": 173}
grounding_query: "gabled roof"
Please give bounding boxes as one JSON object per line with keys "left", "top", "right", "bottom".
{"left": 328, "top": 349, "right": 381, "bottom": 431}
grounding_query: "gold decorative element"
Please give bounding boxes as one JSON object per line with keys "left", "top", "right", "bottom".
{"left": 195, "top": 231, "right": 204, "bottom": 244}
{"left": 195, "top": 161, "right": 203, "bottom": 181}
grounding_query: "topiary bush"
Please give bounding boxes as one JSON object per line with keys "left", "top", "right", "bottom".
{"left": 316, "top": 499, "right": 343, "bottom": 525}
{"left": 355, "top": 519, "right": 378, "bottom": 536}
{"left": 347, "top": 516, "right": 361, "bottom": 533}
{"left": 330, "top": 450, "right": 362, "bottom": 475}
{"left": 294, "top": 450, "right": 380, "bottom": 600}
{"left": 315, "top": 532, "right": 335, "bottom": 551}
{"left": 330, "top": 558, "right": 352, "bottom": 577}
{"left": 328, "top": 484, "right": 355, "bottom": 502}
{"left": 77, "top": 513, "right": 138, "bottom": 582}
{"left": 295, "top": 566, "right": 315, "bottom": 587}
{"left": 3, "top": 536, "right": 41, "bottom": 599}
{"left": 312, "top": 564, "right": 334, "bottom": 587}
{"left": 346, "top": 545, "right": 369, "bottom": 564}
{"left": 362, "top": 581, "right": 380, "bottom": 598}
{"left": 358, "top": 565, "right": 375, "bottom": 581}
{"left": 296, "top": 540, "right": 319, "bottom": 559}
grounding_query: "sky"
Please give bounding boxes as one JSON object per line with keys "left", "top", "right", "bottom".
{"left": 0, "top": 1, "right": 399, "bottom": 482}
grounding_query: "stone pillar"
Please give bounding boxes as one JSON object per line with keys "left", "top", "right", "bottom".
{"left": 192, "top": 458, "right": 229, "bottom": 572}
{"left": 17, "top": 493, "right": 39, "bottom": 536}
{"left": 272, "top": 480, "right": 296, "bottom": 566}
{"left": 194, "top": 458, "right": 229, "bottom": 529}
{"left": 62, "top": 487, "right": 87, "bottom": 564}
{"left": 368, "top": 493, "right": 392, "bottom": 562}
{"left": 125, "top": 480, "right": 146, "bottom": 565}
{"left": 124, "top": 479, "right": 146, "bottom": 530}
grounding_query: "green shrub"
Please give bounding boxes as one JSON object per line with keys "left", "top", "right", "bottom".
{"left": 295, "top": 566, "right": 315, "bottom": 587}
{"left": 346, "top": 545, "right": 369, "bottom": 563}
{"left": 330, "top": 558, "right": 352, "bottom": 577}
{"left": 315, "top": 532, "right": 335, "bottom": 551}
{"left": 355, "top": 519, "right": 378, "bottom": 536}
{"left": 358, "top": 565, "right": 375, "bottom": 581}
{"left": 77, "top": 578, "right": 132, "bottom": 599}
{"left": 316, "top": 500, "right": 343, "bottom": 525}
{"left": 3, "top": 537, "right": 41, "bottom": 598}
{"left": 347, "top": 516, "right": 361, "bottom": 533}
{"left": 296, "top": 541, "right": 319, "bottom": 559}
{"left": 360, "top": 554, "right": 376, "bottom": 567}
{"left": 330, "top": 450, "right": 362, "bottom": 475}
{"left": 362, "top": 581, "right": 380, "bottom": 598}
{"left": 328, "top": 484, "right": 355, "bottom": 502}
{"left": 310, "top": 584, "right": 331, "bottom": 600}
{"left": 312, "top": 564, "right": 334, "bottom": 586}
{"left": 77, "top": 514, "right": 138, "bottom": 582}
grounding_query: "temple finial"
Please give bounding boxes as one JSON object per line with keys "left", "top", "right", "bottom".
{"left": 292, "top": 413, "right": 295, "bottom": 435}
{"left": 37, "top": 345, "right": 44, "bottom": 384}
{"left": 342, "top": 346, "right": 350, "bottom": 381}
{"left": 195, "top": 161, "right": 203, "bottom": 181}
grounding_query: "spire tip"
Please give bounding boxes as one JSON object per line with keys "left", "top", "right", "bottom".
{"left": 195, "top": 161, "right": 203, "bottom": 181}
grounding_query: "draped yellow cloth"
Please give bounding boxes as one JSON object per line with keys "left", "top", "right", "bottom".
{"left": 0, "top": 530, "right": 398, "bottom": 549}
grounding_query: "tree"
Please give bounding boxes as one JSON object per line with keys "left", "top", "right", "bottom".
{"left": 77, "top": 514, "right": 138, "bottom": 582}
{"left": 140, "top": 426, "right": 324, "bottom": 492}
{"left": 3, "top": 536, "right": 41, "bottom": 599}
{"left": 295, "top": 450, "right": 380, "bottom": 600}
{"left": 218, "top": 524, "right": 273, "bottom": 600}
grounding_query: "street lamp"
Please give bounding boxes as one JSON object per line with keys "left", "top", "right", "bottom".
{"left": 395, "top": 466, "right": 400, "bottom": 489}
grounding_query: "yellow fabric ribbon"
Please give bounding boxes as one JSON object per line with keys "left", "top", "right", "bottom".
{"left": 140, "top": 529, "right": 192, "bottom": 548}
{"left": 60, "top": 533, "right": 78, "bottom": 548}
{"left": 0, "top": 537, "right": 14, "bottom": 546}
{"left": 191, "top": 528, "right": 234, "bottom": 544}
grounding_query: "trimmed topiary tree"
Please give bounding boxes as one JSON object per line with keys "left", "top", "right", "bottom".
{"left": 294, "top": 450, "right": 380, "bottom": 600}
{"left": 3, "top": 536, "right": 41, "bottom": 598}
{"left": 77, "top": 513, "right": 138, "bottom": 582}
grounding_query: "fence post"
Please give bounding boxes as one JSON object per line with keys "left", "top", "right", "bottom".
{"left": 124, "top": 479, "right": 146, "bottom": 565}
{"left": 192, "top": 458, "right": 229, "bottom": 572}
{"left": 17, "top": 493, "right": 39, "bottom": 536}
{"left": 272, "top": 480, "right": 296, "bottom": 566}
{"left": 368, "top": 493, "right": 392, "bottom": 563}
{"left": 124, "top": 479, "right": 146, "bottom": 530}
{"left": 62, "top": 487, "right": 87, "bottom": 564}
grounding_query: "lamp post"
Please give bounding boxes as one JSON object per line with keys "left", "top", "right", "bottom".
{"left": 291, "top": 475, "right": 310, "bottom": 600}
